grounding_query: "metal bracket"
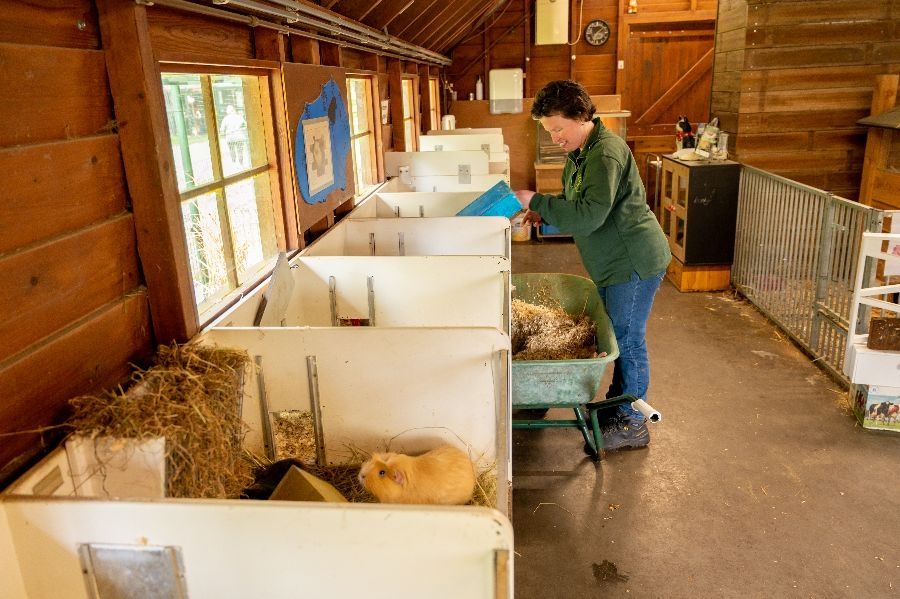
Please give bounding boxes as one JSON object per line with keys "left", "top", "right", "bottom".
{"left": 434, "top": 144, "right": 443, "bottom": 151}
{"left": 369, "top": 232, "right": 376, "bottom": 255}
{"left": 394, "top": 205, "right": 400, "bottom": 217}
{"left": 458, "top": 164, "right": 471, "bottom": 184}
{"left": 367, "top": 276, "right": 376, "bottom": 325}
{"left": 328, "top": 276, "right": 338, "bottom": 326}
{"left": 306, "top": 355, "right": 326, "bottom": 467}
{"left": 255, "top": 355, "right": 275, "bottom": 460}
{"left": 80, "top": 544, "right": 188, "bottom": 599}
{"left": 481, "top": 143, "right": 491, "bottom": 155}
{"left": 398, "top": 232, "right": 406, "bottom": 256}
{"left": 419, "top": 205, "right": 425, "bottom": 217}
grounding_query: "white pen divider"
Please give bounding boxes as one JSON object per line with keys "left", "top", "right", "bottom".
{"left": 420, "top": 133, "right": 505, "bottom": 154}
{"left": 384, "top": 150, "right": 490, "bottom": 177}
{"left": 198, "top": 327, "right": 511, "bottom": 480}
{"left": 348, "top": 191, "right": 482, "bottom": 218}
{"left": 302, "top": 217, "right": 509, "bottom": 257}
{"left": 410, "top": 173, "right": 505, "bottom": 192}
{"left": 0, "top": 497, "right": 513, "bottom": 599}
{"left": 426, "top": 127, "right": 504, "bottom": 136}
{"left": 213, "top": 255, "right": 509, "bottom": 331}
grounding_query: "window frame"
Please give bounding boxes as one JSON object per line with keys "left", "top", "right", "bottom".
{"left": 345, "top": 74, "right": 379, "bottom": 197}
{"left": 159, "top": 63, "right": 288, "bottom": 324}
{"left": 428, "top": 77, "right": 441, "bottom": 132}
{"left": 401, "top": 77, "right": 418, "bottom": 151}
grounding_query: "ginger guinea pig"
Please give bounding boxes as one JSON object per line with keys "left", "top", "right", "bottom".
{"left": 358, "top": 445, "right": 476, "bottom": 505}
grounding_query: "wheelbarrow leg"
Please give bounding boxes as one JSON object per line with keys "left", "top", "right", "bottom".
{"left": 573, "top": 406, "right": 600, "bottom": 460}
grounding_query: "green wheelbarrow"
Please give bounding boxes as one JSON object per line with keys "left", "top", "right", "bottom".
{"left": 510, "top": 273, "right": 660, "bottom": 460}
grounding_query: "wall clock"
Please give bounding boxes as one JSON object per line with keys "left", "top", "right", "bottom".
{"left": 584, "top": 19, "right": 611, "bottom": 46}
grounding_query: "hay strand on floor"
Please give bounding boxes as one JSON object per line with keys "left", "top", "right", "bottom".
{"left": 69, "top": 343, "right": 253, "bottom": 499}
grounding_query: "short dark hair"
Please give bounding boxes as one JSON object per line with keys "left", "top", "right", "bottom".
{"left": 531, "top": 80, "right": 596, "bottom": 122}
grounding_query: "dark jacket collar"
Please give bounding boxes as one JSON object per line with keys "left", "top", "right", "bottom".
{"left": 571, "top": 117, "right": 606, "bottom": 161}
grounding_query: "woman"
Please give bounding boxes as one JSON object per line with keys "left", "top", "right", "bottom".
{"left": 515, "top": 80, "right": 671, "bottom": 450}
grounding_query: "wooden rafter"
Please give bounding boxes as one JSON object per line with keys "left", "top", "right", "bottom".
{"left": 409, "top": 0, "right": 482, "bottom": 46}
{"left": 393, "top": 0, "right": 443, "bottom": 37}
{"left": 434, "top": 0, "right": 506, "bottom": 54}
{"left": 368, "top": 0, "right": 416, "bottom": 31}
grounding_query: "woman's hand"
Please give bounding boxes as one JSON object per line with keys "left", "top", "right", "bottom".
{"left": 514, "top": 189, "right": 536, "bottom": 210}
{"left": 522, "top": 210, "right": 542, "bottom": 226}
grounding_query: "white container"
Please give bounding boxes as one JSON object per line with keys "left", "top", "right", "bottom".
{"left": 534, "top": 0, "right": 568, "bottom": 44}
{"left": 349, "top": 191, "right": 482, "bottom": 218}
{"left": 475, "top": 76, "right": 484, "bottom": 101}
{"left": 441, "top": 114, "right": 456, "bottom": 130}
{"left": 489, "top": 68, "right": 524, "bottom": 115}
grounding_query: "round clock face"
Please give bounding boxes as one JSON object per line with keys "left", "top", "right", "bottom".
{"left": 584, "top": 19, "right": 610, "bottom": 46}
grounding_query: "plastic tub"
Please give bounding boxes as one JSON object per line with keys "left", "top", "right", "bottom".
{"left": 511, "top": 273, "right": 618, "bottom": 407}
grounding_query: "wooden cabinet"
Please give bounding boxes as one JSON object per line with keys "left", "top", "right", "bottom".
{"left": 659, "top": 156, "right": 741, "bottom": 290}
{"left": 660, "top": 156, "right": 741, "bottom": 264}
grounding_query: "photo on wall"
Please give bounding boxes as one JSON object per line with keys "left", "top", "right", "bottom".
{"left": 302, "top": 116, "right": 334, "bottom": 195}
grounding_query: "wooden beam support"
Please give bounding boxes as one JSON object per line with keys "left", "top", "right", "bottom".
{"left": 253, "top": 28, "right": 286, "bottom": 62}
{"left": 96, "top": 0, "right": 197, "bottom": 344}
{"left": 434, "top": 0, "right": 500, "bottom": 54}
{"left": 389, "top": 59, "right": 406, "bottom": 151}
{"left": 291, "top": 35, "right": 321, "bottom": 65}
{"left": 859, "top": 74, "right": 899, "bottom": 206}
{"left": 413, "top": 0, "right": 483, "bottom": 47}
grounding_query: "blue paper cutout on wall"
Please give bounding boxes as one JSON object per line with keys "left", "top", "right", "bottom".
{"left": 295, "top": 78, "right": 351, "bottom": 204}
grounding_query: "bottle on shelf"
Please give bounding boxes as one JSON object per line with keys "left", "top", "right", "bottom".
{"left": 475, "top": 76, "right": 484, "bottom": 101}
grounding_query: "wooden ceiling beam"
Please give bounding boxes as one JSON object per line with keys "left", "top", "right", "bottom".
{"left": 437, "top": 0, "right": 507, "bottom": 54}
{"left": 393, "top": 0, "right": 449, "bottom": 37}
{"left": 368, "top": 0, "right": 416, "bottom": 31}
{"left": 420, "top": 2, "right": 485, "bottom": 49}
{"left": 430, "top": 1, "right": 497, "bottom": 52}
{"left": 407, "top": 0, "right": 482, "bottom": 46}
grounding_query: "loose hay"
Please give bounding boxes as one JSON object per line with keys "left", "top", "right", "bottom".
{"left": 69, "top": 343, "right": 253, "bottom": 499}
{"left": 511, "top": 297, "right": 597, "bottom": 360}
{"left": 272, "top": 411, "right": 316, "bottom": 463}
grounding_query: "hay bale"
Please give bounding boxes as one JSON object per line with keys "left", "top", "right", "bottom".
{"left": 69, "top": 343, "right": 253, "bottom": 499}
{"left": 511, "top": 298, "right": 597, "bottom": 360}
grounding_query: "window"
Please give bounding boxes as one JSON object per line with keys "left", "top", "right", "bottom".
{"left": 347, "top": 77, "right": 378, "bottom": 196}
{"left": 401, "top": 78, "right": 417, "bottom": 150}
{"left": 161, "top": 72, "right": 279, "bottom": 317}
{"left": 428, "top": 78, "right": 440, "bottom": 132}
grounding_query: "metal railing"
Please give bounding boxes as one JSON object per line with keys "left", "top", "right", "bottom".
{"left": 732, "top": 166, "right": 886, "bottom": 384}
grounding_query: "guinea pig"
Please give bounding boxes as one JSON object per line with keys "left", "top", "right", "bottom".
{"left": 358, "top": 445, "right": 476, "bottom": 505}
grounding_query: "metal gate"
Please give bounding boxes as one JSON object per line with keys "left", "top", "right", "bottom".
{"left": 732, "top": 166, "right": 886, "bottom": 384}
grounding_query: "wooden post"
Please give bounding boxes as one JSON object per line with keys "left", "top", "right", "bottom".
{"left": 96, "top": 0, "right": 198, "bottom": 343}
{"left": 254, "top": 28, "right": 286, "bottom": 62}
{"left": 859, "top": 74, "right": 899, "bottom": 206}
{"left": 419, "top": 63, "right": 431, "bottom": 133}
{"left": 291, "top": 36, "right": 321, "bottom": 65}
{"left": 389, "top": 59, "right": 406, "bottom": 151}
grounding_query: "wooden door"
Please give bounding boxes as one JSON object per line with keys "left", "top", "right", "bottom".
{"left": 617, "top": 10, "right": 717, "bottom": 139}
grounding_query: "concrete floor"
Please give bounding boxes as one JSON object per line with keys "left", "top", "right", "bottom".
{"left": 510, "top": 239, "right": 900, "bottom": 599}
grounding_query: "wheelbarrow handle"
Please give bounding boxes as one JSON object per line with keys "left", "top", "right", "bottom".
{"left": 631, "top": 399, "right": 662, "bottom": 423}
{"left": 586, "top": 395, "right": 662, "bottom": 423}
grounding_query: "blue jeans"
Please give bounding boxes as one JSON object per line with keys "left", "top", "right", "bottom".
{"left": 596, "top": 271, "right": 665, "bottom": 420}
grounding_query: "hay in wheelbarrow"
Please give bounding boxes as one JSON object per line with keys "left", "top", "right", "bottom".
{"left": 68, "top": 343, "right": 253, "bottom": 499}
{"left": 511, "top": 298, "right": 599, "bottom": 361}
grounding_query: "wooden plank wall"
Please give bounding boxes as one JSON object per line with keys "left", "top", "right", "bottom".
{"left": 715, "top": 0, "right": 900, "bottom": 200}
{"left": 0, "top": 1, "right": 154, "bottom": 480}
{"left": 0, "top": 1, "right": 448, "bottom": 484}
{"left": 446, "top": 0, "right": 718, "bottom": 191}
{"left": 447, "top": 0, "right": 622, "bottom": 102}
